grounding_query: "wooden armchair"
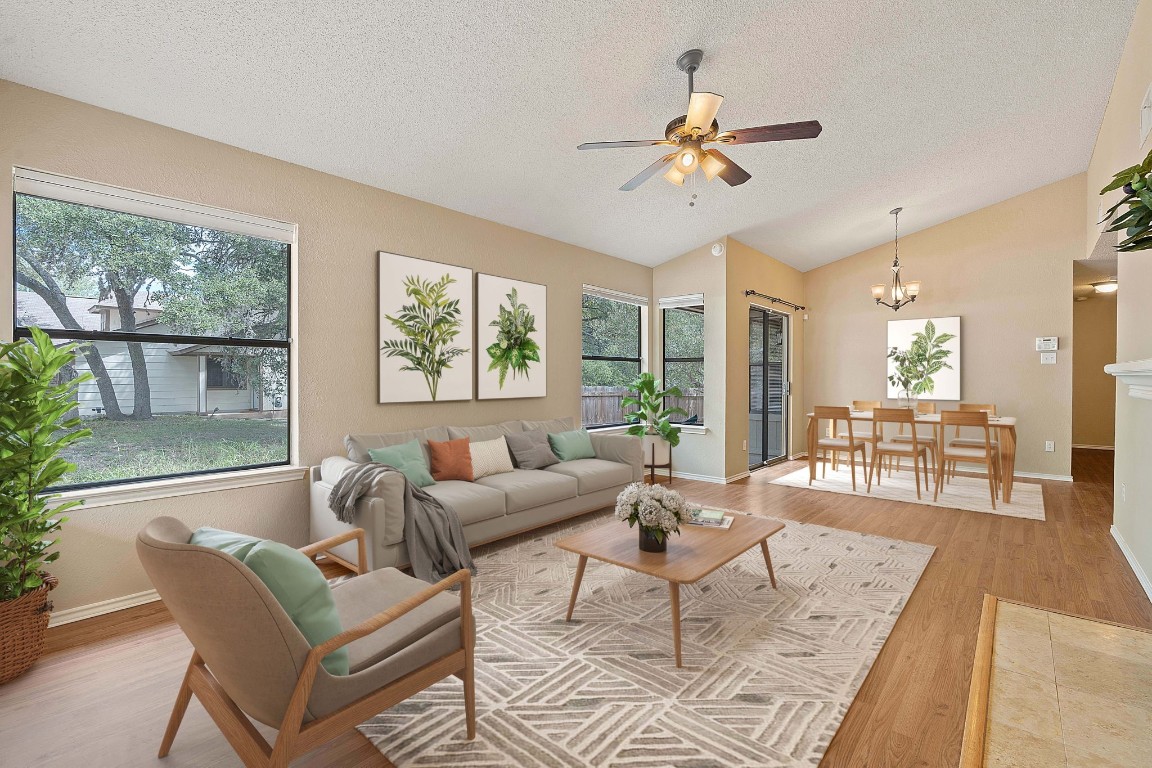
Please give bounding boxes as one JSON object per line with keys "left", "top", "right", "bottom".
{"left": 136, "top": 517, "right": 475, "bottom": 768}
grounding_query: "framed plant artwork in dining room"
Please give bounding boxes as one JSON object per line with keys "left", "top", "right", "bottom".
{"left": 476, "top": 274, "right": 547, "bottom": 399}
{"left": 378, "top": 252, "right": 473, "bottom": 403}
{"left": 886, "top": 316, "right": 961, "bottom": 400}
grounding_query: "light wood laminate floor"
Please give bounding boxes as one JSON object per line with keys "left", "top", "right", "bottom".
{"left": 2, "top": 449, "right": 1146, "bottom": 767}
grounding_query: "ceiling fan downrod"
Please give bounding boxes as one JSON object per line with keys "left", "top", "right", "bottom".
{"left": 676, "top": 49, "right": 704, "bottom": 102}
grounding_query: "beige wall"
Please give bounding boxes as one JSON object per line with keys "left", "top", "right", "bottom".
{"left": 1072, "top": 296, "right": 1118, "bottom": 447}
{"left": 1088, "top": 1, "right": 1152, "bottom": 592}
{"left": 652, "top": 241, "right": 727, "bottom": 480}
{"left": 803, "top": 175, "right": 1082, "bottom": 478}
{"left": 0, "top": 80, "right": 651, "bottom": 611}
{"left": 724, "top": 239, "right": 807, "bottom": 478}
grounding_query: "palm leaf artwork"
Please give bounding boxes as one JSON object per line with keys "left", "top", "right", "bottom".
{"left": 887, "top": 319, "right": 956, "bottom": 395}
{"left": 381, "top": 274, "right": 468, "bottom": 400}
{"left": 485, "top": 287, "right": 541, "bottom": 388}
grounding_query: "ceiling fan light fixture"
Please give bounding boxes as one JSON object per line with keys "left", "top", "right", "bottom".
{"left": 664, "top": 165, "right": 686, "bottom": 186}
{"left": 700, "top": 151, "right": 725, "bottom": 181}
{"left": 1093, "top": 279, "right": 1119, "bottom": 294}
{"left": 677, "top": 145, "right": 699, "bottom": 172}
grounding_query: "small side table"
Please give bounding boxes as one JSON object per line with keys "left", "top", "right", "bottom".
{"left": 647, "top": 441, "right": 672, "bottom": 485}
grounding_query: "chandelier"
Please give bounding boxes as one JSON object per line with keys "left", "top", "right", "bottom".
{"left": 871, "top": 207, "right": 920, "bottom": 311}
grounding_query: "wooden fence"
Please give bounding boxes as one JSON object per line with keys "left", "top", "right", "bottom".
{"left": 581, "top": 386, "right": 704, "bottom": 427}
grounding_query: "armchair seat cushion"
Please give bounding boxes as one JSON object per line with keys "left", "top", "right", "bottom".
{"left": 545, "top": 458, "right": 633, "bottom": 495}
{"left": 423, "top": 480, "right": 507, "bottom": 525}
{"left": 331, "top": 567, "right": 461, "bottom": 673}
{"left": 475, "top": 469, "right": 578, "bottom": 513}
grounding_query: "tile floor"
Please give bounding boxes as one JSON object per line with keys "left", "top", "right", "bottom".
{"left": 985, "top": 601, "right": 1152, "bottom": 767}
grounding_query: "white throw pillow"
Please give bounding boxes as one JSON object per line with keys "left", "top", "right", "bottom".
{"left": 470, "top": 436, "right": 515, "bottom": 479}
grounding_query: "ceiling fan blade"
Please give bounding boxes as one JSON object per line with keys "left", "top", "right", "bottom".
{"left": 716, "top": 120, "right": 823, "bottom": 145}
{"left": 577, "top": 139, "right": 671, "bottom": 150}
{"left": 620, "top": 154, "right": 676, "bottom": 191}
{"left": 686, "top": 91, "right": 723, "bottom": 133}
{"left": 706, "top": 149, "right": 751, "bottom": 186}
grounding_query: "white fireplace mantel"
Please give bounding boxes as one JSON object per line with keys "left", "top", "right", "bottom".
{"left": 1105, "top": 359, "right": 1152, "bottom": 401}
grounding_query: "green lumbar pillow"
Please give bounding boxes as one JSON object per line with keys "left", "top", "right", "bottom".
{"left": 548, "top": 428, "right": 597, "bottom": 462}
{"left": 368, "top": 439, "right": 436, "bottom": 487}
{"left": 189, "top": 528, "right": 349, "bottom": 676}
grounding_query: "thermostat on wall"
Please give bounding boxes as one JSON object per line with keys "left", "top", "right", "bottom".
{"left": 1035, "top": 337, "right": 1058, "bottom": 352}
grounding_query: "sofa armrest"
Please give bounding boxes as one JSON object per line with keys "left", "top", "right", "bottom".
{"left": 320, "top": 456, "right": 359, "bottom": 485}
{"left": 311, "top": 459, "right": 408, "bottom": 560}
{"left": 590, "top": 433, "right": 644, "bottom": 482}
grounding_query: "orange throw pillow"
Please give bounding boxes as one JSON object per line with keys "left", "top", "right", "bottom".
{"left": 427, "top": 437, "right": 474, "bottom": 482}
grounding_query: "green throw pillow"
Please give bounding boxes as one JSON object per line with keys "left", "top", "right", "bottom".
{"left": 548, "top": 428, "right": 596, "bottom": 462}
{"left": 189, "top": 528, "right": 349, "bottom": 676}
{"left": 368, "top": 440, "right": 436, "bottom": 487}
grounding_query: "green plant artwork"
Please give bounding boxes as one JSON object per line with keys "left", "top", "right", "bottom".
{"left": 0, "top": 328, "right": 92, "bottom": 602}
{"left": 887, "top": 319, "right": 956, "bottom": 396}
{"left": 485, "top": 287, "right": 540, "bottom": 388}
{"left": 1100, "top": 146, "right": 1152, "bottom": 252}
{"left": 381, "top": 274, "right": 468, "bottom": 401}
{"left": 623, "top": 372, "right": 687, "bottom": 447}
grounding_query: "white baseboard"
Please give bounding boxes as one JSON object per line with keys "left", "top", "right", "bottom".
{"left": 1072, "top": 444, "right": 1115, "bottom": 451}
{"left": 726, "top": 471, "right": 751, "bottom": 483}
{"left": 789, "top": 452, "right": 809, "bottom": 460}
{"left": 48, "top": 589, "right": 160, "bottom": 627}
{"left": 1111, "top": 525, "right": 1152, "bottom": 604}
{"left": 669, "top": 470, "right": 727, "bottom": 484}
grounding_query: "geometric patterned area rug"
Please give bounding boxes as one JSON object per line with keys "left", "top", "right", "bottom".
{"left": 770, "top": 464, "right": 1046, "bottom": 521}
{"left": 359, "top": 510, "right": 934, "bottom": 767}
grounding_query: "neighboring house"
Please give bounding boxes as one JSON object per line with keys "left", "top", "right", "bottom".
{"left": 16, "top": 291, "right": 277, "bottom": 417}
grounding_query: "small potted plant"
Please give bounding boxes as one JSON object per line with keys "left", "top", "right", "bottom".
{"left": 886, "top": 320, "right": 956, "bottom": 407}
{"left": 622, "top": 372, "right": 687, "bottom": 477}
{"left": 615, "top": 482, "right": 694, "bottom": 552}
{"left": 1100, "top": 147, "right": 1152, "bottom": 252}
{"left": 0, "top": 328, "right": 91, "bottom": 684}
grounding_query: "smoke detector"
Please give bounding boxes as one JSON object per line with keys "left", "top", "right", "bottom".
{"left": 711, "top": 242, "right": 725, "bottom": 257}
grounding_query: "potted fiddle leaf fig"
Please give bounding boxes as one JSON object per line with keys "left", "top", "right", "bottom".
{"left": 622, "top": 372, "right": 687, "bottom": 447}
{"left": 0, "top": 328, "right": 91, "bottom": 684}
{"left": 1101, "top": 147, "right": 1152, "bottom": 252}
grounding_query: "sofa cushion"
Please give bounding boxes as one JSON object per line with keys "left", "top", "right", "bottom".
{"left": 470, "top": 436, "right": 515, "bottom": 479}
{"left": 446, "top": 420, "right": 523, "bottom": 443}
{"left": 520, "top": 416, "right": 574, "bottom": 434}
{"left": 423, "top": 480, "right": 507, "bottom": 526}
{"left": 474, "top": 469, "right": 578, "bottom": 513}
{"left": 427, "top": 438, "right": 474, "bottom": 482}
{"left": 548, "top": 429, "right": 597, "bottom": 461}
{"left": 368, "top": 440, "right": 436, "bottom": 488}
{"left": 345, "top": 426, "right": 450, "bottom": 464}
{"left": 545, "top": 458, "right": 633, "bottom": 495}
{"left": 505, "top": 429, "right": 559, "bottom": 469}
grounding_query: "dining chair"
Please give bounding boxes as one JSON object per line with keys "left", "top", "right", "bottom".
{"left": 946, "top": 403, "right": 998, "bottom": 481}
{"left": 935, "top": 411, "right": 1000, "bottom": 509}
{"left": 868, "top": 407, "right": 933, "bottom": 500}
{"left": 889, "top": 401, "right": 938, "bottom": 475}
{"left": 834, "top": 400, "right": 883, "bottom": 471}
{"left": 136, "top": 519, "right": 475, "bottom": 768}
{"left": 811, "top": 406, "right": 869, "bottom": 492}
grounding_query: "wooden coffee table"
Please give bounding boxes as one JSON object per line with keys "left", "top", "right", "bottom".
{"left": 555, "top": 513, "right": 785, "bottom": 667}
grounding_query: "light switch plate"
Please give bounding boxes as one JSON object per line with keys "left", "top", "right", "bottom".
{"left": 1044, "top": 441, "right": 1055, "bottom": 452}
{"left": 1040, "top": 352, "right": 1057, "bottom": 365}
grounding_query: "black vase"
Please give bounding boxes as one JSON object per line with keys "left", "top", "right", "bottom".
{"left": 638, "top": 526, "right": 667, "bottom": 553}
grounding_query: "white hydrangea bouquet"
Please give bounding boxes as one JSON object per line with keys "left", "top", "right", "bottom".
{"left": 615, "top": 482, "right": 695, "bottom": 551}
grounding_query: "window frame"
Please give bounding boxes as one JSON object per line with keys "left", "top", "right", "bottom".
{"left": 580, "top": 287, "right": 648, "bottom": 429}
{"left": 659, "top": 296, "right": 705, "bottom": 427}
{"left": 11, "top": 168, "right": 299, "bottom": 493}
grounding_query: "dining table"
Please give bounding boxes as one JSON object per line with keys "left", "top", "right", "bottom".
{"left": 805, "top": 410, "right": 1020, "bottom": 503}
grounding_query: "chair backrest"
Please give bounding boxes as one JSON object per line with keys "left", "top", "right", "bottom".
{"left": 917, "top": 401, "right": 937, "bottom": 414}
{"left": 852, "top": 400, "right": 882, "bottom": 412}
{"left": 136, "top": 517, "right": 315, "bottom": 728}
{"left": 872, "top": 407, "right": 916, "bottom": 444}
{"left": 941, "top": 410, "right": 992, "bottom": 451}
{"left": 815, "top": 405, "right": 854, "bottom": 441}
{"left": 955, "top": 402, "right": 996, "bottom": 437}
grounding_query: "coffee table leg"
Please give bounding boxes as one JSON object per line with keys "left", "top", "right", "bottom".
{"left": 565, "top": 555, "right": 587, "bottom": 621}
{"left": 760, "top": 540, "right": 778, "bottom": 589}
{"left": 669, "top": 581, "right": 682, "bottom": 668}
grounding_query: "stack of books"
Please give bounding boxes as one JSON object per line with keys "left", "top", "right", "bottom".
{"left": 687, "top": 508, "right": 734, "bottom": 529}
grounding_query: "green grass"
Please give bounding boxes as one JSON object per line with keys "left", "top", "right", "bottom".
{"left": 58, "top": 415, "right": 288, "bottom": 486}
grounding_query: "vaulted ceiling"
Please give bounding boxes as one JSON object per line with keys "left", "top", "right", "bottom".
{"left": 0, "top": 1, "right": 1138, "bottom": 270}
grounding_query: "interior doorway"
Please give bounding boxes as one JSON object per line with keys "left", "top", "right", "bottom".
{"left": 749, "top": 307, "right": 789, "bottom": 470}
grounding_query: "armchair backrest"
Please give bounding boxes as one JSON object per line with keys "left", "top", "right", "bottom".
{"left": 136, "top": 517, "right": 314, "bottom": 728}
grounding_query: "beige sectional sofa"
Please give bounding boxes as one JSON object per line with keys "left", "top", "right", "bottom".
{"left": 309, "top": 417, "right": 643, "bottom": 571}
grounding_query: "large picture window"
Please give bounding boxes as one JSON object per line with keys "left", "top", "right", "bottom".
{"left": 12, "top": 169, "right": 294, "bottom": 490}
{"left": 661, "top": 297, "right": 705, "bottom": 426}
{"left": 581, "top": 288, "right": 646, "bottom": 428}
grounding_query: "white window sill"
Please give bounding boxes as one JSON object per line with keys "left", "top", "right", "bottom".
{"left": 677, "top": 425, "right": 708, "bottom": 435}
{"left": 585, "top": 425, "right": 708, "bottom": 436}
{"left": 46, "top": 465, "right": 309, "bottom": 510}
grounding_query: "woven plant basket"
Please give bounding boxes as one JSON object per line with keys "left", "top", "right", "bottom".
{"left": 0, "top": 574, "right": 57, "bottom": 685}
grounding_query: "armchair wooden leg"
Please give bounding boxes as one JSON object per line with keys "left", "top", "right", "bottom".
{"left": 159, "top": 652, "right": 201, "bottom": 758}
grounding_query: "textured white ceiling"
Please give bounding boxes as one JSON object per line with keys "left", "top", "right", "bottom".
{"left": 0, "top": 1, "right": 1138, "bottom": 270}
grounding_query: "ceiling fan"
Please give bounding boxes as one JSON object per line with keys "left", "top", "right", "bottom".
{"left": 577, "top": 49, "right": 822, "bottom": 191}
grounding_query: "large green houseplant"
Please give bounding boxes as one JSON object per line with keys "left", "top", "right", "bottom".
{"left": 887, "top": 319, "right": 956, "bottom": 405}
{"left": 0, "top": 328, "right": 91, "bottom": 684}
{"left": 1101, "top": 146, "right": 1152, "bottom": 252}
{"left": 622, "top": 372, "right": 687, "bottom": 447}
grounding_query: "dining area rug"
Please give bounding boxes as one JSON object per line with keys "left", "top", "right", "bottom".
{"left": 358, "top": 510, "right": 934, "bottom": 767}
{"left": 770, "top": 464, "right": 1046, "bottom": 520}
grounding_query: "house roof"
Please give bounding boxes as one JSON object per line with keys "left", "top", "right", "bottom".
{"left": 15, "top": 292, "right": 101, "bottom": 332}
